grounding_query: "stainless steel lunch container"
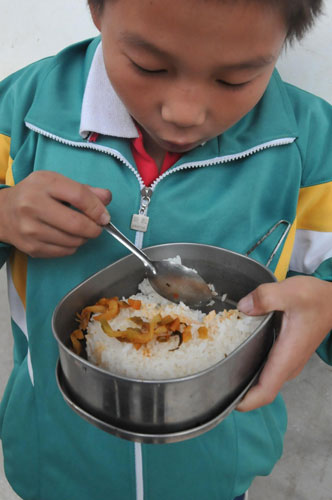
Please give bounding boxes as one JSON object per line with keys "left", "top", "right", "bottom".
{"left": 52, "top": 242, "right": 281, "bottom": 443}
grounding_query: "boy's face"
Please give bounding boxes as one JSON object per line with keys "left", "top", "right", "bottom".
{"left": 92, "top": 0, "right": 286, "bottom": 158}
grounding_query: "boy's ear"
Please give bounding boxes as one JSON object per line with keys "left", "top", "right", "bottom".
{"left": 88, "top": 2, "right": 102, "bottom": 32}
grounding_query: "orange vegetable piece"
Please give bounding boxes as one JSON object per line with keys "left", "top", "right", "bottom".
{"left": 151, "top": 314, "right": 162, "bottom": 324}
{"left": 71, "top": 329, "right": 84, "bottom": 340}
{"left": 182, "top": 326, "right": 192, "bottom": 343}
{"left": 70, "top": 330, "right": 84, "bottom": 355}
{"left": 198, "top": 326, "right": 208, "bottom": 339}
{"left": 94, "top": 299, "right": 119, "bottom": 321}
{"left": 76, "top": 309, "right": 91, "bottom": 330}
{"left": 83, "top": 305, "right": 106, "bottom": 314}
{"left": 170, "top": 317, "right": 180, "bottom": 331}
{"left": 154, "top": 325, "right": 168, "bottom": 335}
{"left": 128, "top": 298, "right": 142, "bottom": 310}
{"left": 160, "top": 315, "right": 174, "bottom": 325}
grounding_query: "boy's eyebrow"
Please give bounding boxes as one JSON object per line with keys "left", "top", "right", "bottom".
{"left": 218, "top": 55, "right": 276, "bottom": 71}
{"left": 119, "top": 32, "right": 169, "bottom": 58}
{"left": 119, "top": 31, "right": 276, "bottom": 69}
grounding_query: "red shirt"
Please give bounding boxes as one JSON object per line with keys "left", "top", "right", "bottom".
{"left": 131, "top": 128, "right": 181, "bottom": 186}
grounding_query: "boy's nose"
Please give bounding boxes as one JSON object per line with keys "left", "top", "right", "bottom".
{"left": 161, "top": 99, "right": 206, "bottom": 128}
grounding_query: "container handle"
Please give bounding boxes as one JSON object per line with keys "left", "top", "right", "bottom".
{"left": 245, "top": 220, "right": 291, "bottom": 268}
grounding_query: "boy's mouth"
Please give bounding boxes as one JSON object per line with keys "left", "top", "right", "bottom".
{"left": 159, "top": 138, "right": 201, "bottom": 153}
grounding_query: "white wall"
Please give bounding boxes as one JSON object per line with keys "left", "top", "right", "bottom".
{"left": 1, "top": 0, "right": 332, "bottom": 103}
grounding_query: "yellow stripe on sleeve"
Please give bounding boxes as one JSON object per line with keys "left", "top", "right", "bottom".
{"left": 273, "top": 219, "right": 297, "bottom": 281}
{"left": 297, "top": 182, "right": 332, "bottom": 232}
{"left": 0, "top": 133, "right": 11, "bottom": 184}
{"left": 5, "top": 156, "right": 15, "bottom": 186}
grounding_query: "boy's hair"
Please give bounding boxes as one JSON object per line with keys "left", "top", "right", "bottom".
{"left": 87, "top": 0, "right": 323, "bottom": 42}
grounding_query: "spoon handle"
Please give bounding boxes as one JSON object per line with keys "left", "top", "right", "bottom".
{"left": 104, "top": 222, "right": 156, "bottom": 274}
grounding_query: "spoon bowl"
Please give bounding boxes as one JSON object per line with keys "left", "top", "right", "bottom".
{"left": 147, "top": 259, "right": 213, "bottom": 306}
{"left": 104, "top": 222, "right": 215, "bottom": 307}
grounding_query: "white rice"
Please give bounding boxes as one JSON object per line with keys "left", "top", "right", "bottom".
{"left": 85, "top": 278, "right": 264, "bottom": 380}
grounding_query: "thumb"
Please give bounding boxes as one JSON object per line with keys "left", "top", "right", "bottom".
{"left": 237, "top": 282, "right": 283, "bottom": 316}
{"left": 87, "top": 186, "right": 112, "bottom": 206}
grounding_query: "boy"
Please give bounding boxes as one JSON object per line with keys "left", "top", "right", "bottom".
{"left": 0, "top": 0, "right": 331, "bottom": 499}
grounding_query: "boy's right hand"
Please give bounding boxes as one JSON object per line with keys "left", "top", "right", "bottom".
{"left": 0, "top": 171, "right": 111, "bottom": 258}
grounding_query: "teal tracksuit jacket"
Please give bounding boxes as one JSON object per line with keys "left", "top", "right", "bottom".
{"left": 0, "top": 37, "right": 331, "bottom": 500}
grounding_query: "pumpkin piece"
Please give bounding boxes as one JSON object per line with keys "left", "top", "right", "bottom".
{"left": 182, "top": 326, "right": 192, "bottom": 343}
{"left": 160, "top": 315, "right": 174, "bottom": 325}
{"left": 198, "top": 326, "right": 208, "bottom": 339}
{"left": 154, "top": 325, "right": 168, "bottom": 335}
{"left": 128, "top": 298, "right": 142, "bottom": 310}
{"left": 169, "top": 317, "right": 180, "bottom": 332}
{"left": 151, "top": 314, "right": 162, "bottom": 324}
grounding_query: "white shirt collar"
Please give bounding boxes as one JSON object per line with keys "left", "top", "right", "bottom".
{"left": 79, "top": 42, "right": 139, "bottom": 139}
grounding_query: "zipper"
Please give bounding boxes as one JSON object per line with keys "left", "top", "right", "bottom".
{"left": 133, "top": 187, "right": 153, "bottom": 248}
{"left": 25, "top": 122, "right": 296, "bottom": 500}
{"left": 134, "top": 442, "right": 144, "bottom": 500}
{"left": 25, "top": 121, "right": 296, "bottom": 251}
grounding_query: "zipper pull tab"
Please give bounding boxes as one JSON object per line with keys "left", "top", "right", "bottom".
{"left": 131, "top": 187, "right": 153, "bottom": 232}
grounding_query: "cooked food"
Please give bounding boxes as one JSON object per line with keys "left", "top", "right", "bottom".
{"left": 71, "top": 279, "right": 263, "bottom": 380}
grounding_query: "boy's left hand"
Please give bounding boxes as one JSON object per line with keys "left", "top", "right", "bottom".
{"left": 236, "top": 275, "right": 332, "bottom": 412}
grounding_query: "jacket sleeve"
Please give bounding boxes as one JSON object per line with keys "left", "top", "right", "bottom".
{"left": 286, "top": 85, "right": 332, "bottom": 365}
{"left": 0, "top": 73, "right": 17, "bottom": 266}
{"left": 0, "top": 61, "right": 48, "bottom": 267}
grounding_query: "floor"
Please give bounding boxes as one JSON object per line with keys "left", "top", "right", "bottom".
{"left": 0, "top": 266, "right": 331, "bottom": 499}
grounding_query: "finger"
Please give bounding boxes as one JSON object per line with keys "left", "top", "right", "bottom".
{"left": 237, "top": 282, "right": 285, "bottom": 316}
{"left": 27, "top": 242, "right": 79, "bottom": 259}
{"left": 236, "top": 357, "right": 285, "bottom": 411}
{"left": 236, "top": 318, "right": 308, "bottom": 412}
{"left": 49, "top": 174, "right": 110, "bottom": 225}
{"left": 36, "top": 198, "right": 104, "bottom": 239}
{"left": 87, "top": 186, "right": 112, "bottom": 206}
{"left": 25, "top": 220, "right": 89, "bottom": 249}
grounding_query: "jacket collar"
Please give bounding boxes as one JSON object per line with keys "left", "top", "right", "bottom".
{"left": 79, "top": 42, "right": 138, "bottom": 140}
{"left": 25, "top": 37, "right": 299, "bottom": 158}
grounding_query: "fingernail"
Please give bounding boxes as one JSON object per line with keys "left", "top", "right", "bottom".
{"left": 104, "top": 189, "right": 112, "bottom": 204}
{"left": 100, "top": 212, "right": 110, "bottom": 225}
{"left": 238, "top": 294, "right": 254, "bottom": 314}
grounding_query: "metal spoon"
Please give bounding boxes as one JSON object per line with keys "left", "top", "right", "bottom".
{"left": 104, "top": 222, "right": 218, "bottom": 307}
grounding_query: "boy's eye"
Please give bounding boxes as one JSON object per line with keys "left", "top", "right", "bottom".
{"left": 131, "top": 61, "right": 166, "bottom": 75}
{"left": 217, "top": 79, "right": 250, "bottom": 90}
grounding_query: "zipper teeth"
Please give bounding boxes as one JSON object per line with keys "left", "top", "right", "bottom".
{"left": 25, "top": 121, "right": 145, "bottom": 189}
{"left": 26, "top": 121, "right": 295, "bottom": 194}
{"left": 150, "top": 137, "right": 296, "bottom": 191}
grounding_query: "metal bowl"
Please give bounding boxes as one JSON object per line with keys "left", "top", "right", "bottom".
{"left": 52, "top": 243, "right": 279, "bottom": 443}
